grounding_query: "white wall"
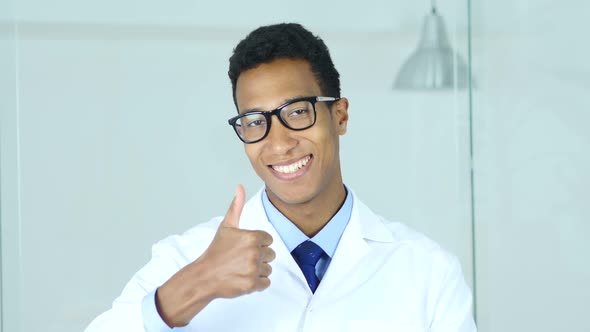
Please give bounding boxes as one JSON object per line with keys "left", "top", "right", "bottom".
{"left": 472, "top": 1, "right": 590, "bottom": 331}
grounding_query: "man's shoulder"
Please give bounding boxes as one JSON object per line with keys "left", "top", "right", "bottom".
{"left": 377, "top": 217, "right": 460, "bottom": 270}
{"left": 383, "top": 219, "right": 443, "bottom": 252}
{"left": 352, "top": 193, "right": 458, "bottom": 269}
{"left": 353, "top": 194, "right": 445, "bottom": 249}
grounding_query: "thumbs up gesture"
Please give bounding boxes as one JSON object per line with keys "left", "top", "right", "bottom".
{"left": 155, "top": 185, "right": 276, "bottom": 327}
{"left": 205, "top": 185, "right": 275, "bottom": 297}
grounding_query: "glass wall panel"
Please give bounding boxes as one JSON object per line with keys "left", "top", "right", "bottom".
{"left": 471, "top": 1, "right": 590, "bottom": 331}
{"left": 1, "top": 0, "right": 22, "bottom": 330}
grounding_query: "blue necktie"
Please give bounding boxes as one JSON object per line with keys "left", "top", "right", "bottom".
{"left": 291, "top": 240, "right": 325, "bottom": 293}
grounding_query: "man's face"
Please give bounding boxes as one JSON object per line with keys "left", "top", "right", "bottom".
{"left": 234, "top": 58, "right": 349, "bottom": 206}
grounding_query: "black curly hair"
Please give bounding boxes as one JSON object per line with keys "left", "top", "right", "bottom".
{"left": 228, "top": 23, "right": 341, "bottom": 107}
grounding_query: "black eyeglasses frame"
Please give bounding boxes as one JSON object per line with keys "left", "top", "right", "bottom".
{"left": 227, "top": 96, "right": 340, "bottom": 144}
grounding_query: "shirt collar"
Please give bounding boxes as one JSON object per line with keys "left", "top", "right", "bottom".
{"left": 261, "top": 187, "right": 353, "bottom": 258}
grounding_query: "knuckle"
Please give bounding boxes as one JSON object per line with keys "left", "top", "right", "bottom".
{"left": 253, "top": 231, "right": 268, "bottom": 243}
{"left": 244, "top": 232, "right": 259, "bottom": 245}
{"left": 259, "top": 277, "right": 271, "bottom": 290}
{"left": 242, "top": 279, "right": 257, "bottom": 292}
{"left": 245, "top": 261, "right": 258, "bottom": 275}
{"left": 246, "top": 248, "right": 261, "bottom": 263}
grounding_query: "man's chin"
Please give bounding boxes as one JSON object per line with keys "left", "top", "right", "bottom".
{"left": 265, "top": 185, "right": 316, "bottom": 207}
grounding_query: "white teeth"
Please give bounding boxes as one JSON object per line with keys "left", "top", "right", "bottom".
{"left": 272, "top": 156, "right": 310, "bottom": 174}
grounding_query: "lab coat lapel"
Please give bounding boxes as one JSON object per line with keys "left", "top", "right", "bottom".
{"left": 314, "top": 191, "right": 395, "bottom": 298}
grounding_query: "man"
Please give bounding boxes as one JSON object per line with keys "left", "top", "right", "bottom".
{"left": 85, "top": 23, "right": 476, "bottom": 332}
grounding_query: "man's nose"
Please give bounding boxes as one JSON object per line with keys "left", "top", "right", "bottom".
{"left": 265, "top": 115, "right": 297, "bottom": 152}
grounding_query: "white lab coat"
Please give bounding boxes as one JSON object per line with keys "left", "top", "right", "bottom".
{"left": 85, "top": 189, "right": 477, "bottom": 332}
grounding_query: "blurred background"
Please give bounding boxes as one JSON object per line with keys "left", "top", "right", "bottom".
{"left": 1, "top": 0, "right": 588, "bottom": 331}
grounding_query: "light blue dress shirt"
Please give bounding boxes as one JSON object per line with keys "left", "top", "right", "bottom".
{"left": 141, "top": 187, "right": 353, "bottom": 331}
{"left": 260, "top": 187, "right": 352, "bottom": 280}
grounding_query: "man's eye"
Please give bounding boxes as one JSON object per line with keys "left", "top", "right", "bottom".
{"left": 288, "top": 109, "right": 309, "bottom": 117}
{"left": 247, "top": 119, "right": 265, "bottom": 127}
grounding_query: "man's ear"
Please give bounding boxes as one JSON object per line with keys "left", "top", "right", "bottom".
{"left": 331, "top": 98, "right": 349, "bottom": 135}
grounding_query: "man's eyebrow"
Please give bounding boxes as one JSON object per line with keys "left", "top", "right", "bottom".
{"left": 240, "top": 95, "right": 307, "bottom": 114}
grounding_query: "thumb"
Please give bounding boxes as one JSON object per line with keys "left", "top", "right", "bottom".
{"left": 221, "top": 184, "right": 246, "bottom": 228}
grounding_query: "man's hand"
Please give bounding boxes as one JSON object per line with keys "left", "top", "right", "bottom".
{"left": 155, "top": 185, "right": 276, "bottom": 327}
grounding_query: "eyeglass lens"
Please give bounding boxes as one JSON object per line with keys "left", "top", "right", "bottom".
{"left": 234, "top": 100, "right": 315, "bottom": 142}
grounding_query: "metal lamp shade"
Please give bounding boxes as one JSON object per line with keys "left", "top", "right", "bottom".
{"left": 394, "top": 9, "right": 469, "bottom": 90}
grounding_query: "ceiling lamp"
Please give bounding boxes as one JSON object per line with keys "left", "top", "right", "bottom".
{"left": 394, "top": 4, "right": 470, "bottom": 90}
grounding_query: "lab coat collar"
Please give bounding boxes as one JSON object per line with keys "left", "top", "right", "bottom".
{"left": 348, "top": 188, "right": 396, "bottom": 244}
{"left": 239, "top": 187, "right": 395, "bottom": 244}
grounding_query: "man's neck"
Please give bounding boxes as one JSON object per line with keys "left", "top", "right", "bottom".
{"left": 266, "top": 182, "right": 347, "bottom": 238}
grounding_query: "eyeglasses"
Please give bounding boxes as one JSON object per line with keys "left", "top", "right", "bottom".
{"left": 228, "top": 96, "right": 340, "bottom": 144}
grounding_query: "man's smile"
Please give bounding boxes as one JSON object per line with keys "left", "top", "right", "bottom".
{"left": 268, "top": 154, "right": 313, "bottom": 179}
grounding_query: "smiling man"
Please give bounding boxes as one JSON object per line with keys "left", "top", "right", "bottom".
{"left": 85, "top": 23, "right": 477, "bottom": 332}
{"left": 233, "top": 57, "right": 349, "bottom": 238}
